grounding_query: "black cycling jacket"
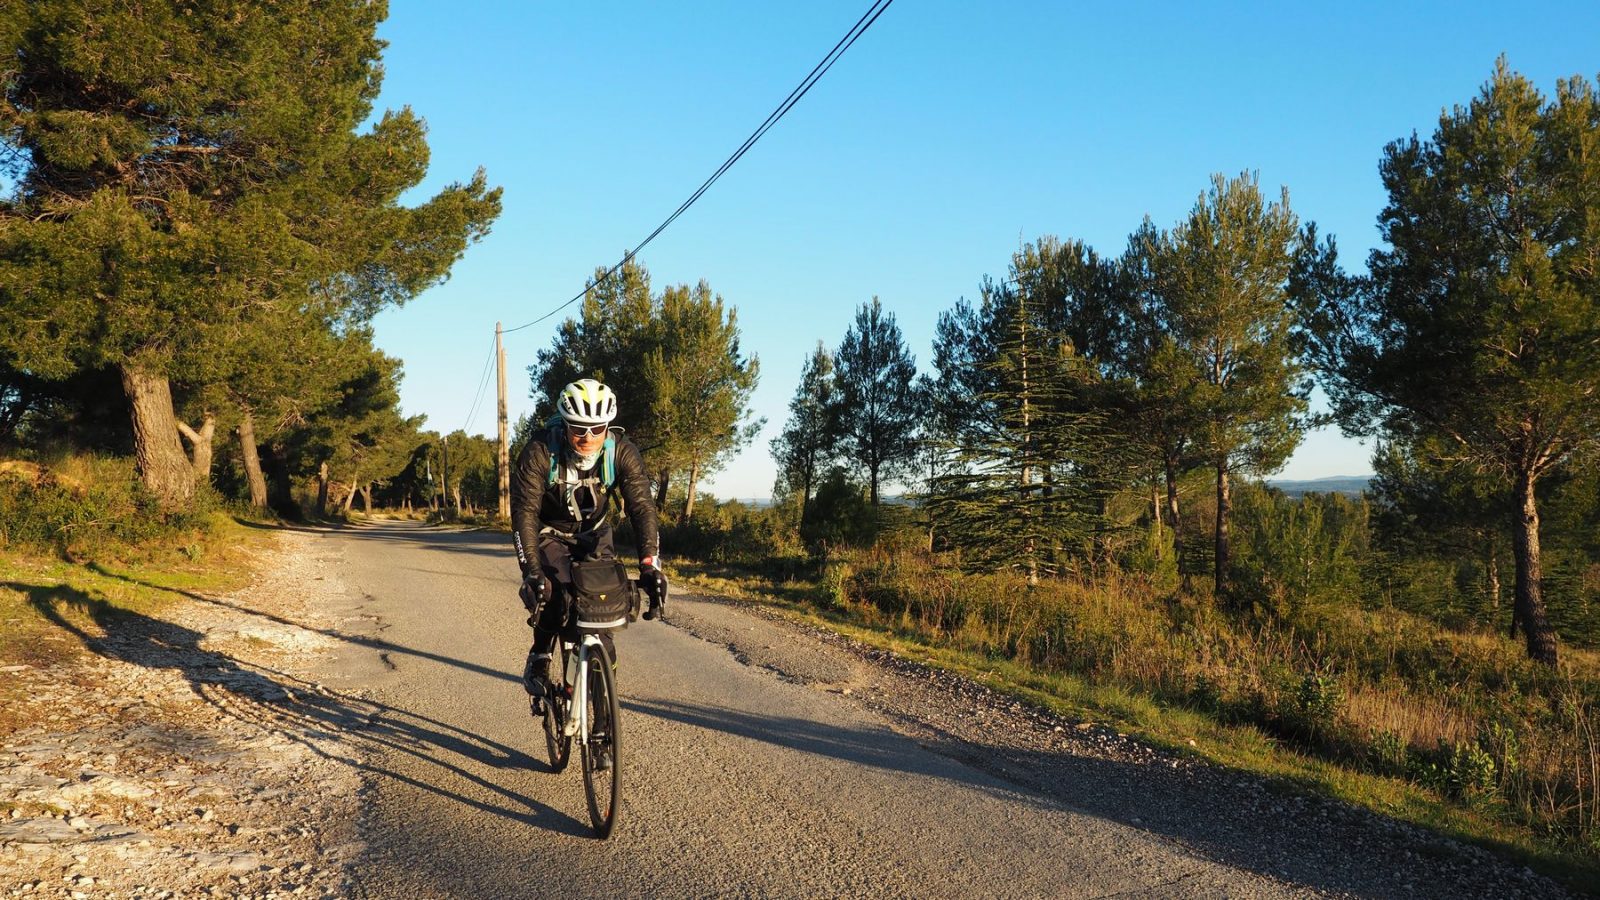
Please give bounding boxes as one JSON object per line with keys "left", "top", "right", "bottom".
{"left": 510, "top": 426, "right": 660, "bottom": 574}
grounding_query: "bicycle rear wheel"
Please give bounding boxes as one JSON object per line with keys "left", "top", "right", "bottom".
{"left": 581, "top": 639, "right": 620, "bottom": 838}
{"left": 542, "top": 642, "right": 571, "bottom": 773}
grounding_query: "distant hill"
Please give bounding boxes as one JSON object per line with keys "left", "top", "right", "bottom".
{"left": 1264, "top": 476, "right": 1371, "bottom": 498}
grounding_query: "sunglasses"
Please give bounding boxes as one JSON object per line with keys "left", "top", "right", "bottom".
{"left": 566, "top": 423, "right": 608, "bottom": 437}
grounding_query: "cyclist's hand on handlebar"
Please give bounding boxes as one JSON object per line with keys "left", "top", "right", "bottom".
{"left": 640, "top": 561, "right": 667, "bottom": 619}
{"left": 520, "top": 569, "right": 552, "bottom": 612}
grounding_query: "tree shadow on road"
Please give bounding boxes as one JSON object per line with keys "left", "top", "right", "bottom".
{"left": 314, "top": 519, "right": 514, "bottom": 561}
{"left": 85, "top": 563, "right": 521, "bottom": 688}
{"left": 11, "top": 578, "right": 589, "bottom": 839}
{"left": 624, "top": 695, "right": 1571, "bottom": 899}
{"left": 231, "top": 517, "right": 514, "bottom": 563}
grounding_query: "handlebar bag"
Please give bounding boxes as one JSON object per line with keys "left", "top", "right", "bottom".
{"left": 571, "top": 558, "right": 632, "bottom": 630}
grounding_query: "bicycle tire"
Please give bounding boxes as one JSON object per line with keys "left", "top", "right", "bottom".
{"left": 542, "top": 642, "right": 571, "bottom": 773}
{"left": 581, "top": 639, "right": 620, "bottom": 838}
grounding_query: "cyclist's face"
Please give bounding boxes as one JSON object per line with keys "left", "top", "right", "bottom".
{"left": 567, "top": 424, "right": 606, "bottom": 454}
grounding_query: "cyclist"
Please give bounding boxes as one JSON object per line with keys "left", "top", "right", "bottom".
{"left": 510, "top": 378, "right": 666, "bottom": 728}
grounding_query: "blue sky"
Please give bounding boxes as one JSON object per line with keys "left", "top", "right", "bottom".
{"left": 367, "top": 1, "right": 1600, "bottom": 500}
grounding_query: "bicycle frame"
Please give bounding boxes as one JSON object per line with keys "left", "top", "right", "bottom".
{"left": 561, "top": 632, "right": 607, "bottom": 741}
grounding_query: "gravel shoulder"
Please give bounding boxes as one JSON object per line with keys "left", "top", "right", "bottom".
{"left": 1, "top": 528, "right": 375, "bottom": 900}
{"left": 664, "top": 586, "right": 1582, "bottom": 900}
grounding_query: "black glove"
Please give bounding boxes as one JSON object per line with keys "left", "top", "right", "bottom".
{"left": 520, "top": 569, "right": 551, "bottom": 613}
{"left": 640, "top": 563, "right": 667, "bottom": 620}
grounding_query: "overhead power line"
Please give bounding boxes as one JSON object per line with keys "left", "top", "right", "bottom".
{"left": 459, "top": 334, "right": 497, "bottom": 434}
{"left": 503, "top": 0, "right": 895, "bottom": 336}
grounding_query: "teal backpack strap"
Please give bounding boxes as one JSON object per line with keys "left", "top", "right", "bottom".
{"left": 546, "top": 420, "right": 563, "bottom": 485}
{"left": 601, "top": 435, "right": 616, "bottom": 488}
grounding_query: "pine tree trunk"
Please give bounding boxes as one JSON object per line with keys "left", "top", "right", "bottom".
{"left": 119, "top": 366, "right": 194, "bottom": 510}
{"left": 1215, "top": 461, "right": 1232, "bottom": 599}
{"left": 361, "top": 485, "right": 372, "bottom": 513}
{"left": 316, "top": 461, "right": 330, "bottom": 518}
{"left": 800, "top": 464, "right": 815, "bottom": 528}
{"left": 237, "top": 409, "right": 269, "bottom": 509}
{"left": 683, "top": 458, "right": 700, "bottom": 522}
{"left": 869, "top": 460, "right": 880, "bottom": 506}
{"left": 655, "top": 468, "right": 671, "bottom": 511}
{"left": 1484, "top": 539, "right": 1500, "bottom": 611}
{"left": 1150, "top": 480, "right": 1165, "bottom": 559}
{"left": 1511, "top": 468, "right": 1559, "bottom": 665}
{"left": 341, "top": 468, "right": 360, "bottom": 513}
{"left": 1165, "top": 454, "right": 1183, "bottom": 574}
{"left": 176, "top": 413, "right": 216, "bottom": 489}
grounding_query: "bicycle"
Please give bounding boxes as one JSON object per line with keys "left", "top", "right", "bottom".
{"left": 540, "top": 577, "right": 657, "bottom": 838}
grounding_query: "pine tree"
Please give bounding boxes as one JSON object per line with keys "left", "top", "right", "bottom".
{"left": 1144, "top": 173, "right": 1312, "bottom": 601}
{"left": 834, "top": 298, "right": 925, "bottom": 506}
{"left": 926, "top": 286, "right": 1107, "bottom": 579}
{"left": 0, "top": 1, "right": 501, "bottom": 509}
{"left": 643, "top": 280, "right": 762, "bottom": 520}
{"left": 282, "top": 343, "right": 419, "bottom": 517}
{"left": 926, "top": 239, "right": 1135, "bottom": 573}
{"left": 1113, "top": 221, "right": 1209, "bottom": 574}
{"left": 1298, "top": 62, "right": 1600, "bottom": 664}
{"left": 771, "top": 343, "right": 839, "bottom": 521}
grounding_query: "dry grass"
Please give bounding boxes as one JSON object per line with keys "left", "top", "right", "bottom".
{"left": 1345, "top": 684, "right": 1478, "bottom": 750}
{"left": 813, "top": 542, "right": 1600, "bottom": 859}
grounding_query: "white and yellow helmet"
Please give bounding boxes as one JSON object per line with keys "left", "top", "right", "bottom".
{"left": 556, "top": 379, "right": 618, "bottom": 427}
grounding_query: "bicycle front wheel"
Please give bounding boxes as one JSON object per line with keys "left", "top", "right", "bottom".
{"left": 542, "top": 642, "right": 571, "bottom": 773}
{"left": 581, "top": 638, "right": 620, "bottom": 838}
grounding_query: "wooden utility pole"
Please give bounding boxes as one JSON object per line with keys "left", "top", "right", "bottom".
{"left": 440, "top": 434, "right": 452, "bottom": 514}
{"left": 496, "top": 322, "right": 511, "bottom": 519}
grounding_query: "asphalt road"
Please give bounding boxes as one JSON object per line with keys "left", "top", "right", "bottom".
{"left": 310, "top": 520, "right": 1314, "bottom": 899}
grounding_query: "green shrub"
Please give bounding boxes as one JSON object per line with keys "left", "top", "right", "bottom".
{"left": 655, "top": 500, "right": 806, "bottom": 573}
{"left": 1370, "top": 728, "right": 1408, "bottom": 773}
{"left": 0, "top": 456, "right": 209, "bottom": 560}
{"left": 1278, "top": 670, "right": 1345, "bottom": 741}
{"left": 819, "top": 559, "right": 853, "bottom": 608}
{"left": 1409, "top": 738, "right": 1500, "bottom": 802}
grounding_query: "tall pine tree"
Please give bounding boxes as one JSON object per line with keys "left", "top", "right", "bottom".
{"left": 1144, "top": 173, "right": 1312, "bottom": 600}
{"left": 772, "top": 343, "right": 839, "bottom": 521}
{"left": 1298, "top": 62, "right": 1600, "bottom": 664}
{"left": 644, "top": 280, "right": 762, "bottom": 520}
{"left": 0, "top": 1, "right": 500, "bottom": 508}
{"left": 833, "top": 298, "right": 924, "bottom": 506}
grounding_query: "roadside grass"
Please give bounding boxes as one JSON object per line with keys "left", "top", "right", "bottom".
{"left": 0, "top": 513, "right": 267, "bottom": 727}
{"left": 675, "top": 558, "right": 1600, "bottom": 893}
